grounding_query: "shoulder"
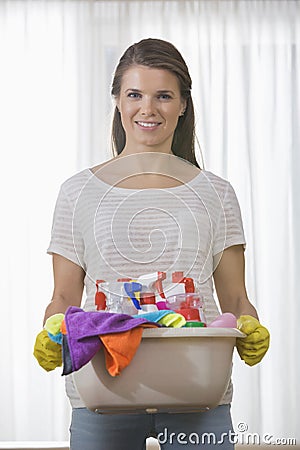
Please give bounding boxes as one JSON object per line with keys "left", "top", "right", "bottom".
{"left": 61, "top": 168, "right": 90, "bottom": 188}
{"left": 59, "top": 168, "right": 92, "bottom": 202}
{"left": 200, "top": 170, "right": 232, "bottom": 198}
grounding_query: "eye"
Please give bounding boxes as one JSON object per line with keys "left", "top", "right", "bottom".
{"left": 127, "top": 92, "right": 142, "bottom": 99}
{"left": 158, "top": 94, "right": 172, "bottom": 100}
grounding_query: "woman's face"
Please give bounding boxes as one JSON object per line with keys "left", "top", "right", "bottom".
{"left": 116, "top": 65, "right": 186, "bottom": 154}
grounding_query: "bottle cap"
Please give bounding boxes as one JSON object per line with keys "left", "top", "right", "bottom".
{"left": 183, "top": 277, "right": 195, "bottom": 293}
{"left": 176, "top": 307, "right": 200, "bottom": 321}
{"left": 140, "top": 292, "right": 156, "bottom": 305}
{"left": 184, "top": 321, "right": 207, "bottom": 328}
{"left": 96, "top": 279, "right": 105, "bottom": 288}
{"left": 95, "top": 292, "right": 106, "bottom": 310}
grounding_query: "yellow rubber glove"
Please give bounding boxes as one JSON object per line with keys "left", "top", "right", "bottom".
{"left": 237, "top": 315, "right": 270, "bottom": 366}
{"left": 33, "top": 329, "right": 62, "bottom": 372}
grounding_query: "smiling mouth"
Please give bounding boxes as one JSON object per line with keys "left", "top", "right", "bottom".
{"left": 135, "top": 121, "right": 162, "bottom": 129}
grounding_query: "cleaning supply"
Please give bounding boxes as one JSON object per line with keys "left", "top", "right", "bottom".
{"left": 47, "top": 331, "right": 63, "bottom": 344}
{"left": 183, "top": 277, "right": 195, "bottom": 293}
{"left": 100, "top": 322, "right": 157, "bottom": 376}
{"left": 154, "top": 271, "right": 168, "bottom": 309}
{"left": 98, "top": 281, "right": 139, "bottom": 314}
{"left": 184, "top": 321, "right": 206, "bottom": 328}
{"left": 139, "top": 292, "right": 158, "bottom": 312}
{"left": 33, "top": 329, "right": 62, "bottom": 372}
{"left": 236, "top": 315, "right": 270, "bottom": 366}
{"left": 118, "top": 280, "right": 140, "bottom": 314}
{"left": 61, "top": 306, "right": 160, "bottom": 374}
{"left": 95, "top": 279, "right": 106, "bottom": 311}
{"left": 44, "top": 313, "right": 65, "bottom": 335}
{"left": 172, "top": 272, "right": 195, "bottom": 292}
{"left": 123, "top": 282, "right": 142, "bottom": 311}
{"left": 164, "top": 282, "right": 186, "bottom": 299}
{"left": 179, "top": 306, "right": 207, "bottom": 328}
{"left": 179, "top": 307, "right": 200, "bottom": 321}
{"left": 165, "top": 272, "right": 197, "bottom": 300}
{"left": 106, "top": 294, "right": 123, "bottom": 313}
{"left": 137, "top": 272, "right": 168, "bottom": 309}
{"left": 133, "top": 310, "right": 175, "bottom": 323}
{"left": 100, "top": 281, "right": 124, "bottom": 313}
{"left": 137, "top": 272, "right": 166, "bottom": 294}
{"left": 158, "top": 312, "right": 186, "bottom": 328}
{"left": 208, "top": 313, "right": 237, "bottom": 328}
{"left": 166, "top": 293, "right": 206, "bottom": 324}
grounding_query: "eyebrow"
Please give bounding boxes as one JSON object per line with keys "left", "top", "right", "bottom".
{"left": 125, "top": 88, "right": 175, "bottom": 95}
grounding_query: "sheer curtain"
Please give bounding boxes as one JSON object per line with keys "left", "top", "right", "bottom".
{"left": 0, "top": 0, "right": 299, "bottom": 443}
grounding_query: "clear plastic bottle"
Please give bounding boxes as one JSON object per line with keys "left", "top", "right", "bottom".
{"left": 166, "top": 293, "right": 207, "bottom": 325}
{"left": 106, "top": 293, "right": 124, "bottom": 313}
{"left": 100, "top": 281, "right": 125, "bottom": 314}
{"left": 138, "top": 293, "right": 158, "bottom": 313}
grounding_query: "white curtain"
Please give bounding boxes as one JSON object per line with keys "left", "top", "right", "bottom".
{"left": 0, "top": 0, "right": 299, "bottom": 443}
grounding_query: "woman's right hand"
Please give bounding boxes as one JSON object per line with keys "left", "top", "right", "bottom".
{"left": 43, "top": 254, "right": 85, "bottom": 324}
{"left": 34, "top": 254, "right": 85, "bottom": 371}
{"left": 33, "top": 329, "right": 62, "bottom": 371}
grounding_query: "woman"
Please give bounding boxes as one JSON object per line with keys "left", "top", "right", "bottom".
{"left": 34, "top": 38, "right": 269, "bottom": 450}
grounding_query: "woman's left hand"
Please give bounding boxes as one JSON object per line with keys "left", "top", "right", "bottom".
{"left": 237, "top": 315, "right": 270, "bottom": 366}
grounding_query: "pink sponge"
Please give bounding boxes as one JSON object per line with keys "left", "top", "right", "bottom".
{"left": 208, "top": 312, "right": 237, "bottom": 328}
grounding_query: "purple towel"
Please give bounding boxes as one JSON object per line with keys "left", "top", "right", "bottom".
{"left": 63, "top": 306, "right": 159, "bottom": 374}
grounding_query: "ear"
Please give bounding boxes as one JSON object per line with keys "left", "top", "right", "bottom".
{"left": 180, "top": 99, "right": 187, "bottom": 116}
{"left": 115, "top": 98, "right": 120, "bottom": 113}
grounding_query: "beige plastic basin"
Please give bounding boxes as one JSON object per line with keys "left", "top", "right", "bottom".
{"left": 72, "top": 327, "right": 244, "bottom": 414}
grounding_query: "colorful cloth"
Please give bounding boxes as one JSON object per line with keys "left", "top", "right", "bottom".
{"left": 101, "top": 323, "right": 157, "bottom": 376}
{"left": 158, "top": 312, "right": 186, "bottom": 328}
{"left": 132, "top": 310, "right": 174, "bottom": 323}
{"left": 62, "top": 306, "right": 159, "bottom": 375}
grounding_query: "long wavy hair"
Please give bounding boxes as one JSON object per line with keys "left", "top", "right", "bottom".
{"left": 111, "top": 38, "right": 201, "bottom": 168}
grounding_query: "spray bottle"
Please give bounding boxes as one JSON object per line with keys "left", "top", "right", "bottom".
{"left": 137, "top": 272, "right": 167, "bottom": 310}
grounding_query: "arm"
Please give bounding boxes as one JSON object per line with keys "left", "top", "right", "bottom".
{"left": 212, "top": 244, "right": 258, "bottom": 319}
{"left": 34, "top": 254, "right": 85, "bottom": 372}
{"left": 43, "top": 253, "right": 85, "bottom": 325}
{"left": 213, "top": 244, "right": 270, "bottom": 366}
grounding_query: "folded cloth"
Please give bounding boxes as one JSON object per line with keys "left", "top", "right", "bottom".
{"left": 62, "top": 333, "right": 73, "bottom": 375}
{"left": 132, "top": 310, "right": 175, "bottom": 323}
{"left": 62, "top": 306, "right": 159, "bottom": 374}
{"left": 158, "top": 313, "right": 186, "bottom": 328}
{"left": 44, "top": 313, "right": 65, "bottom": 335}
{"left": 48, "top": 331, "right": 63, "bottom": 345}
{"left": 101, "top": 323, "right": 157, "bottom": 376}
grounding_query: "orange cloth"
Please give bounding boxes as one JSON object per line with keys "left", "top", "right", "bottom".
{"left": 100, "top": 323, "right": 156, "bottom": 376}
{"left": 61, "top": 320, "right": 67, "bottom": 335}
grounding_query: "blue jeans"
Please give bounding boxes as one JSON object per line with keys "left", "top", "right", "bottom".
{"left": 70, "top": 404, "right": 234, "bottom": 450}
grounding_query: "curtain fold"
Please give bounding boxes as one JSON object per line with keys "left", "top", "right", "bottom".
{"left": 0, "top": 0, "right": 299, "bottom": 442}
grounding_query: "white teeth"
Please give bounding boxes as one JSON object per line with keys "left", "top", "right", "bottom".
{"left": 137, "top": 122, "right": 159, "bottom": 128}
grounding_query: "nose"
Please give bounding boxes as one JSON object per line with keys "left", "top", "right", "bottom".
{"left": 140, "top": 96, "right": 156, "bottom": 116}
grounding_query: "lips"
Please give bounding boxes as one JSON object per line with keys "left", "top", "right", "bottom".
{"left": 135, "top": 121, "right": 162, "bottom": 129}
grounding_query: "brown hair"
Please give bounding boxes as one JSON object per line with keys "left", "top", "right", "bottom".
{"left": 111, "top": 38, "right": 201, "bottom": 168}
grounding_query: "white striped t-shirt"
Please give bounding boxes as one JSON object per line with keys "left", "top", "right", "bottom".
{"left": 47, "top": 167, "right": 246, "bottom": 407}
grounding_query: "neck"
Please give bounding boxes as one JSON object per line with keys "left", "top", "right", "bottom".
{"left": 115, "top": 150, "right": 176, "bottom": 175}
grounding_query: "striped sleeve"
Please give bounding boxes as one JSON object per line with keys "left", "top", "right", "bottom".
{"left": 213, "top": 182, "right": 246, "bottom": 256}
{"left": 47, "top": 185, "right": 86, "bottom": 270}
